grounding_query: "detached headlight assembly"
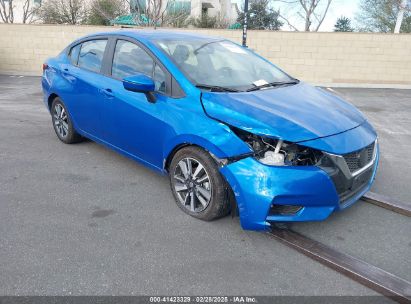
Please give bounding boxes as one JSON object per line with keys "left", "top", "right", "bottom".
{"left": 231, "top": 127, "right": 323, "bottom": 166}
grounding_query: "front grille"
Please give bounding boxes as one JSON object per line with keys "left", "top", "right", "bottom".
{"left": 343, "top": 142, "right": 375, "bottom": 173}
{"left": 318, "top": 141, "right": 377, "bottom": 207}
{"left": 338, "top": 166, "right": 373, "bottom": 206}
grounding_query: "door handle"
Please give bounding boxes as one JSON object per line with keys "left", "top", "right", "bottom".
{"left": 100, "top": 88, "right": 114, "bottom": 98}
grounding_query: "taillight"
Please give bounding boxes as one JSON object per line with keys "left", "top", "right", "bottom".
{"left": 42, "top": 63, "right": 48, "bottom": 72}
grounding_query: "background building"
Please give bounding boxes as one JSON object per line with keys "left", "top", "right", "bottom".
{"left": 188, "top": 0, "right": 238, "bottom": 24}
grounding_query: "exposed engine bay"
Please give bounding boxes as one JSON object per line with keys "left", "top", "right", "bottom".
{"left": 230, "top": 127, "right": 323, "bottom": 166}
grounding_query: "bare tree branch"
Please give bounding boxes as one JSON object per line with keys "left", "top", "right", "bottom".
{"left": 314, "top": 0, "right": 331, "bottom": 31}
{"left": 275, "top": 0, "right": 334, "bottom": 31}
{"left": 22, "top": 0, "right": 41, "bottom": 23}
{"left": 130, "top": 0, "right": 191, "bottom": 28}
{"left": 278, "top": 12, "right": 300, "bottom": 31}
{"left": 38, "top": 0, "right": 87, "bottom": 24}
{"left": 0, "top": 0, "right": 14, "bottom": 23}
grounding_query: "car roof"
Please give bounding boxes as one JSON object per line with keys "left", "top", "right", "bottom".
{"left": 79, "top": 29, "right": 222, "bottom": 43}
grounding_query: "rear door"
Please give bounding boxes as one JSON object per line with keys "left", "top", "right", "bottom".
{"left": 63, "top": 38, "right": 110, "bottom": 139}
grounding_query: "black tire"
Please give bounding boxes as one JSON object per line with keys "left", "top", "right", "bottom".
{"left": 51, "top": 97, "right": 82, "bottom": 144}
{"left": 169, "top": 146, "right": 231, "bottom": 221}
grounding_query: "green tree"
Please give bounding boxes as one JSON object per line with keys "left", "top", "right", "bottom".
{"left": 190, "top": 13, "right": 217, "bottom": 28}
{"left": 88, "top": 0, "right": 127, "bottom": 25}
{"left": 237, "top": 0, "right": 283, "bottom": 30}
{"left": 356, "top": 0, "right": 411, "bottom": 33}
{"left": 334, "top": 16, "right": 354, "bottom": 32}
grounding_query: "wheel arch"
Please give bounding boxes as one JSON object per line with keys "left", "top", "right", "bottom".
{"left": 164, "top": 143, "right": 190, "bottom": 173}
{"left": 163, "top": 137, "right": 226, "bottom": 173}
{"left": 162, "top": 129, "right": 252, "bottom": 173}
{"left": 47, "top": 93, "right": 59, "bottom": 111}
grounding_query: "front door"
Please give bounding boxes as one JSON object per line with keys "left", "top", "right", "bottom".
{"left": 100, "top": 39, "right": 170, "bottom": 169}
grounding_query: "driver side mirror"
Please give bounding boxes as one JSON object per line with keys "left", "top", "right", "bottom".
{"left": 123, "top": 74, "right": 156, "bottom": 103}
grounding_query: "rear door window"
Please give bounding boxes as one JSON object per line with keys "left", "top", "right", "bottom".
{"left": 78, "top": 39, "right": 108, "bottom": 73}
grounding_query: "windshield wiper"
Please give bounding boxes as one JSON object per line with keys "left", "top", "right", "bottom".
{"left": 195, "top": 84, "right": 240, "bottom": 92}
{"left": 193, "top": 40, "right": 225, "bottom": 55}
{"left": 246, "top": 80, "right": 300, "bottom": 92}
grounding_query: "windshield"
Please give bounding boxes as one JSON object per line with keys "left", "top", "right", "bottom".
{"left": 154, "top": 38, "right": 295, "bottom": 92}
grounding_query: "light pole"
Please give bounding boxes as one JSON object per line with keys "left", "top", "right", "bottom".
{"left": 242, "top": 0, "right": 249, "bottom": 46}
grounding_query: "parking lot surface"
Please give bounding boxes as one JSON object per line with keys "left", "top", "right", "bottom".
{"left": 0, "top": 75, "right": 409, "bottom": 296}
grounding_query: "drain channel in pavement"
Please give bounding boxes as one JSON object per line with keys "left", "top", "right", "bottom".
{"left": 269, "top": 228, "right": 411, "bottom": 303}
{"left": 363, "top": 191, "right": 411, "bottom": 217}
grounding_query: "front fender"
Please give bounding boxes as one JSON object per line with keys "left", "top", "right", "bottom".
{"left": 162, "top": 126, "right": 252, "bottom": 170}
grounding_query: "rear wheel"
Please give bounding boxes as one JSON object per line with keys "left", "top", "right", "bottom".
{"left": 169, "top": 146, "right": 231, "bottom": 221}
{"left": 51, "top": 97, "right": 82, "bottom": 144}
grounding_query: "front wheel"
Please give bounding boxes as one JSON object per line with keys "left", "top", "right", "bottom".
{"left": 169, "top": 146, "right": 231, "bottom": 221}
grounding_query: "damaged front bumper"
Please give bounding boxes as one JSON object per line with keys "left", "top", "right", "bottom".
{"left": 220, "top": 145, "right": 379, "bottom": 231}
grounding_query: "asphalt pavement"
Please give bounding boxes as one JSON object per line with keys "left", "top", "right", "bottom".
{"left": 0, "top": 75, "right": 409, "bottom": 297}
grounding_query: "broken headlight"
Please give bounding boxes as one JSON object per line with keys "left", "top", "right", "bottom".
{"left": 232, "top": 127, "right": 323, "bottom": 166}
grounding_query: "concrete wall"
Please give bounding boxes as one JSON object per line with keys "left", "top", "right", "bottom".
{"left": 0, "top": 24, "right": 410, "bottom": 87}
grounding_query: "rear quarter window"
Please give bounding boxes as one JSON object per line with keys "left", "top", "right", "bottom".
{"left": 68, "top": 44, "right": 81, "bottom": 66}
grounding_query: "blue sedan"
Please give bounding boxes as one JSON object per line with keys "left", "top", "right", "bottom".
{"left": 42, "top": 30, "right": 379, "bottom": 231}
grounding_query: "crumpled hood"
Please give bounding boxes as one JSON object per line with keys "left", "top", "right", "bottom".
{"left": 201, "top": 82, "right": 366, "bottom": 143}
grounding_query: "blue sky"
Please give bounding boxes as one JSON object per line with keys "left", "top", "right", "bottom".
{"left": 234, "top": 0, "right": 360, "bottom": 31}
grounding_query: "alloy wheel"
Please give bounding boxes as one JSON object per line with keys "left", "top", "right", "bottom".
{"left": 173, "top": 157, "right": 212, "bottom": 213}
{"left": 53, "top": 103, "right": 69, "bottom": 138}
